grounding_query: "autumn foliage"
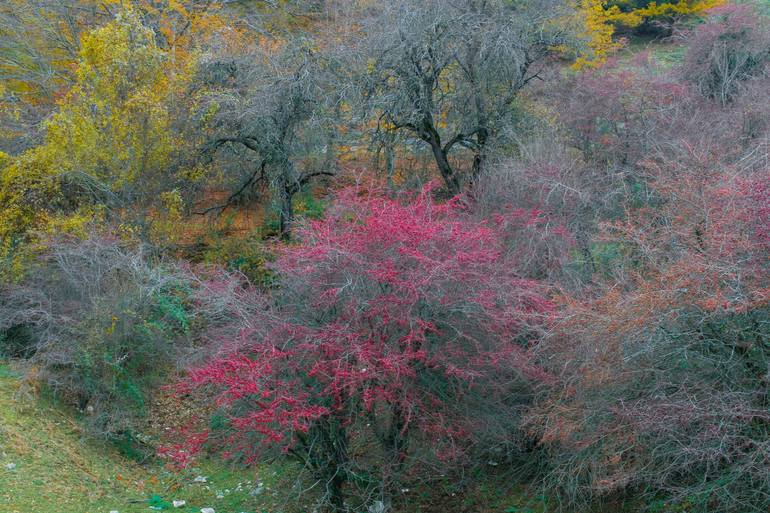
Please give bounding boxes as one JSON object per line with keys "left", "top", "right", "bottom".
{"left": 575, "top": 0, "right": 725, "bottom": 68}
{"left": 0, "top": 2, "right": 769, "bottom": 513}
{"left": 165, "top": 185, "right": 556, "bottom": 508}
{"left": 526, "top": 8, "right": 770, "bottom": 510}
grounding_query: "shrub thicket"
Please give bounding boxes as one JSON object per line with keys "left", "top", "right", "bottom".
{"left": 0, "top": 236, "right": 195, "bottom": 449}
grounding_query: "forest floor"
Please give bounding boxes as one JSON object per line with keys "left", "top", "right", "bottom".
{"left": 0, "top": 361, "right": 549, "bottom": 513}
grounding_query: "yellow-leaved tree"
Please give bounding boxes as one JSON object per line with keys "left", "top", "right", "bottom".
{"left": 48, "top": 7, "right": 178, "bottom": 190}
{"left": 575, "top": 0, "right": 725, "bottom": 68}
{"left": 0, "top": 0, "right": 223, "bottom": 153}
{"left": 0, "top": 7, "right": 196, "bottom": 281}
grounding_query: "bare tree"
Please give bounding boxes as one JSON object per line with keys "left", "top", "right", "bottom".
{"left": 358, "top": 0, "right": 577, "bottom": 194}
{"left": 681, "top": 3, "right": 770, "bottom": 106}
{"left": 0, "top": 236, "right": 193, "bottom": 442}
{"left": 196, "top": 38, "right": 342, "bottom": 238}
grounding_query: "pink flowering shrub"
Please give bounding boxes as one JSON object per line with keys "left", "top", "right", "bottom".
{"left": 168, "top": 185, "right": 555, "bottom": 511}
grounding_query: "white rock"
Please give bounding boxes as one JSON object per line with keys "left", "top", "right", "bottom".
{"left": 109, "top": 510, "right": 119, "bottom": 513}
{"left": 250, "top": 485, "right": 264, "bottom": 496}
{"left": 4, "top": 463, "right": 16, "bottom": 470}
{"left": 193, "top": 475, "right": 208, "bottom": 483}
{"left": 201, "top": 509, "right": 215, "bottom": 513}
{"left": 172, "top": 500, "right": 186, "bottom": 508}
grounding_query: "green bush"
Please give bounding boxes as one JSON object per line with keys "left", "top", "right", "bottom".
{"left": 0, "top": 236, "right": 196, "bottom": 452}
{"left": 202, "top": 229, "right": 276, "bottom": 288}
{"left": 262, "top": 190, "right": 327, "bottom": 239}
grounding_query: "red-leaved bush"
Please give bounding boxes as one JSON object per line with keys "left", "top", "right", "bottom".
{"left": 556, "top": 54, "right": 687, "bottom": 169}
{"left": 530, "top": 166, "right": 770, "bottom": 512}
{"left": 167, "top": 185, "right": 555, "bottom": 511}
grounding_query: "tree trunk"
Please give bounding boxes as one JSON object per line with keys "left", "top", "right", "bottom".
{"left": 419, "top": 114, "right": 462, "bottom": 196}
{"left": 278, "top": 178, "right": 295, "bottom": 239}
{"left": 385, "top": 141, "right": 395, "bottom": 190}
{"left": 470, "top": 59, "right": 489, "bottom": 185}
{"left": 323, "top": 417, "right": 349, "bottom": 512}
{"left": 428, "top": 139, "right": 461, "bottom": 195}
{"left": 277, "top": 158, "right": 296, "bottom": 239}
{"left": 471, "top": 128, "right": 488, "bottom": 185}
{"left": 380, "top": 403, "right": 408, "bottom": 506}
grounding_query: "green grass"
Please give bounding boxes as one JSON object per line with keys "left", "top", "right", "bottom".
{"left": 0, "top": 362, "right": 294, "bottom": 513}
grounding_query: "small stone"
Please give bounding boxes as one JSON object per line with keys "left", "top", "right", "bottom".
{"left": 4, "top": 463, "right": 16, "bottom": 470}
{"left": 109, "top": 510, "right": 119, "bottom": 513}
{"left": 201, "top": 509, "right": 215, "bottom": 513}
{"left": 193, "top": 475, "right": 208, "bottom": 483}
{"left": 250, "top": 485, "right": 264, "bottom": 496}
{"left": 172, "top": 500, "right": 186, "bottom": 508}
{"left": 216, "top": 494, "right": 224, "bottom": 499}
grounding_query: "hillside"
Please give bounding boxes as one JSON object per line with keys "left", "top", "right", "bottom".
{"left": 1, "top": 1, "right": 768, "bottom": 512}
{"left": 0, "top": 362, "right": 282, "bottom": 513}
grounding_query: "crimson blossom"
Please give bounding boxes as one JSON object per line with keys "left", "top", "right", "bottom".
{"left": 170, "top": 185, "right": 555, "bottom": 511}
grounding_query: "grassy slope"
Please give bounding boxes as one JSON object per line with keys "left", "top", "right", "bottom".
{"left": 0, "top": 363, "right": 294, "bottom": 513}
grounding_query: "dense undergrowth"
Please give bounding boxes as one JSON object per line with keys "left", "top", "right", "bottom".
{"left": 1, "top": 1, "right": 769, "bottom": 513}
